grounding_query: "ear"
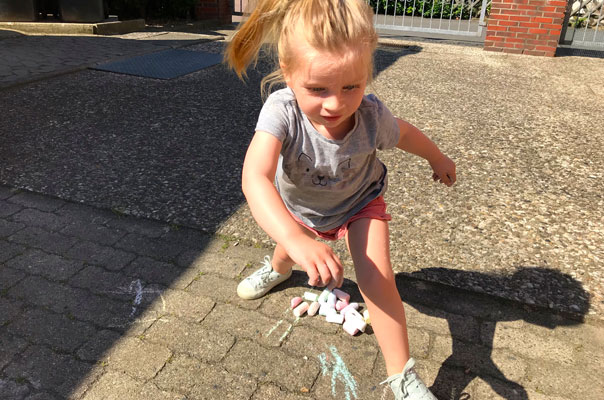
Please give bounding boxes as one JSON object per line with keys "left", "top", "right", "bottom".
{"left": 280, "top": 61, "right": 292, "bottom": 87}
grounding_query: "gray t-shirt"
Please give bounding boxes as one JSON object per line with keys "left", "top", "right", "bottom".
{"left": 255, "top": 88, "right": 400, "bottom": 231}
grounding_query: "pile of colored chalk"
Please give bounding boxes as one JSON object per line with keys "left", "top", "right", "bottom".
{"left": 290, "top": 288, "right": 370, "bottom": 336}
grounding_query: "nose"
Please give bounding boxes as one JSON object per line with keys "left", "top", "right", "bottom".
{"left": 323, "top": 92, "right": 343, "bottom": 112}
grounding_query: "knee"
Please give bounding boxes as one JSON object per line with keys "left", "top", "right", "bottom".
{"left": 355, "top": 260, "right": 395, "bottom": 293}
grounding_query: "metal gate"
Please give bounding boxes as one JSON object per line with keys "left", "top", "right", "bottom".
{"left": 370, "top": 0, "right": 491, "bottom": 38}
{"left": 560, "top": 0, "right": 604, "bottom": 49}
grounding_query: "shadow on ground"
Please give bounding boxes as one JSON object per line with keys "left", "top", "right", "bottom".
{"left": 399, "top": 267, "right": 589, "bottom": 400}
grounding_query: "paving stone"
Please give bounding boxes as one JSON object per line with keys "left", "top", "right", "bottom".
{"left": 69, "top": 265, "right": 145, "bottom": 301}
{"left": 431, "top": 334, "right": 527, "bottom": 382}
{"left": 283, "top": 325, "right": 379, "bottom": 376}
{"left": 146, "top": 288, "right": 215, "bottom": 322}
{"left": 145, "top": 318, "right": 234, "bottom": 363}
{"left": 65, "top": 241, "right": 136, "bottom": 271}
{"left": 0, "top": 378, "right": 30, "bottom": 400}
{"left": 404, "top": 302, "right": 481, "bottom": 344}
{"left": 469, "top": 377, "right": 570, "bottom": 400}
{"left": 0, "top": 219, "right": 24, "bottom": 238}
{"left": 6, "top": 191, "right": 65, "bottom": 212}
{"left": 6, "top": 307, "right": 97, "bottom": 352}
{"left": 0, "top": 201, "right": 22, "bottom": 218}
{"left": 24, "top": 392, "right": 60, "bottom": 400}
{"left": 0, "top": 265, "right": 25, "bottom": 291}
{"left": 200, "top": 303, "right": 281, "bottom": 345}
{"left": 81, "top": 370, "right": 184, "bottom": 400}
{"left": 104, "top": 214, "right": 169, "bottom": 238}
{"left": 187, "top": 273, "right": 263, "bottom": 310}
{"left": 0, "top": 186, "right": 15, "bottom": 200}
{"left": 525, "top": 359, "right": 603, "bottom": 400}
{"left": 0, "top": 332, "right": 29, "bottom": 370}
{"left": 0, "top": 240, "right": 26, "bottom": 263}
{"left": 154, "top": 353, "right": 257, "bottom": 400}
{"left": 0, "top": 297, "right": 23, "bottom": 326}
{"left": 60, "top": 221, "right": 126, "bottom": 246}
{"left": 8, "top": 227, "right": 78, "bottom": 254}
{"left": 4, "top": 345, "right": 96, "bottom": 398}
{"left": 178, "top": 238, "right": 264, "bottom": 278}
{"left": 251, "top": 384, "right": 314, "bottom": 400}
{"left": 104, "top": 337, "right": 171, "bottom": 381}
{"left": 7, "top": 275, "right": 86, "bottom": 312}
{"left": 123, "top": 256, "right": 185, "bottom": 287}
{"left": 6, "top": 248, "right": 85, "bottom": 281}
{"left": 77, "top": 330, "right": 123, "bottom": 362}
{"left": 115, "top": 233, "right": 188, "bottom": 262}
{"left": 483, "top": 321, "right": 575, "bottom": 364}
{"left": 9, "top": 209, "right": 66, "bottom": 232}
{"left": 224, "top": 339, "right": 320, "bottom": 392}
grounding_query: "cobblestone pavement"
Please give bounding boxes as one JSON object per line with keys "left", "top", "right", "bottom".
{"left": 1, "top": 186, "right": 602, "bottom": 400}
{"left": 1, "top": 25, "right": 603, "bottom": 399}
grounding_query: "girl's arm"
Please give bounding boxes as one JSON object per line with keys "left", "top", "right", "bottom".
{"left": 242, "top": 131, "right": 343, "bottom": 288}
{"left": 395, "top": 118, "right": 456, "bottom": 186}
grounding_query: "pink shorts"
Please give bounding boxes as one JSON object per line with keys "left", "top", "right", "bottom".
{"left": 289, "top": 196, "right": 392, "bottom": 241}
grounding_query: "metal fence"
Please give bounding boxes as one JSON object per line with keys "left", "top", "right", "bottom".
{"left": 561, "top": 0, "right": 604, "bottom": 48}
{"left": 370, "top": 0, "right": 491, "bottom": 38}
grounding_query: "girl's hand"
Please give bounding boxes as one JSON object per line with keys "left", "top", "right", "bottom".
{"left": 430, "top": 154, "right": 456, "bottom": 187}
{"left": 284, "top": 234, "right": 343, "bottom": 289}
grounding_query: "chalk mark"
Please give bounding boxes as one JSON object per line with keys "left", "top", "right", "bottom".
{"left": 318, "top": 345, "right": 359, "bottom": 400}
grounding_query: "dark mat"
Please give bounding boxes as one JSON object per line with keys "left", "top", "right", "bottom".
{"left": 555, "top": 47, "right": 604, "bottom": 58}
{"left": 91, "top": 49, "right": 223, "bottom": 79}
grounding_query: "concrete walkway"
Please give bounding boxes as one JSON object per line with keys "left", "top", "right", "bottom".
{"left": 0, "top": 23, "right": 603, "bottom": 400}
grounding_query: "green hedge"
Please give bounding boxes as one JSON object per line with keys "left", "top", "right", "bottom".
{"left": 368, "top": 0, "right": 486, "bottom": 19}
{"left": 107, "top": 0, "right": 198, "bottom": 20}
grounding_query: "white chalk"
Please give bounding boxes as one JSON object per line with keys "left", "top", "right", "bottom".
{"left": 303, "top": 291, "right": 319, "bottom": 302}
{"left": 344, "top": 308, "right": 363, "bottom": 322}
{"left": 319, "top": 302, "right": 337, "bottom": 317}
{"left": 345, "top": 313, "right": 367, "bottom": 332}
{"left": 333, "top": 288, "right": 350, "bottom": 303}
{"left": 326, "top": 312, "right": 344, "bottom": 324}
{"left": 308, "top": 301, "right": 320, "bottom": 316}
{"left": 343, "top": 319, "right": 359, "bottom": 336}
{"left": 293, "top": 302, "right": 309, "bottom": 317}
{"left": 326, "top": 292, "right": 337, "bottom": 308}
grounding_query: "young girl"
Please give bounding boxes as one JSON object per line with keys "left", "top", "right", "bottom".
{"left": 225, "top": 0, "right": 455, "bottom": 398}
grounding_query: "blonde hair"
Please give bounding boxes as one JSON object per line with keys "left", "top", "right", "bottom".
{"left": 224, "top": 0, "right": 378, "bottom": 96}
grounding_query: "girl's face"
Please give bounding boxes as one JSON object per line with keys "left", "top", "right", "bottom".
{"left": 282, "top": 38, "right": 370, "bottom": 140}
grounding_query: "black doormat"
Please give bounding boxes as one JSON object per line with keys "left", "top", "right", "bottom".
{"left": 91, "top": 49, "right": 223, "bottom": 79}
{"left": 556, "top": 47, "right": 604, "bottom": 58}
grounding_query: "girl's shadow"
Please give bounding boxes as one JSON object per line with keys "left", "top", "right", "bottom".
{"left": 395, "top": 267, "right": 590, "bottom": 400}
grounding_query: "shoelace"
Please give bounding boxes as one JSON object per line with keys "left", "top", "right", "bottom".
{"left": 380, "top": 359, "right": 422, "bottom": 398}
{"left": 250, "top": 256, "right": 274, "bottom": 288}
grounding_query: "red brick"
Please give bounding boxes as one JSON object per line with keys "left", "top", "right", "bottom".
{"left": 510, "top": 15, "right": 531, "bottom": 21}
{"left": 485, "top": 35, "right": 506, "bottom": 42}
{"left": 489, "top": 14, "right": 510, "bottom": 20}
{"left": 509, "top": 26, "right": 530, "bottom": 33}
{"left": 484, "top": 46, "right": 505, "bottom": 52}
{"left": 520, "top": 22, "right": 541, "bottom": 28}
{"left": 488, "top": 25, "right": 509, "bottom": 31}
{"left": 524, "top": 50, "right": 548, "bottom": 56}
{"left": 517, "top": 33, "right": 537, "bottom": 39}
{"left": 507, "top": 37, "right": 525, "bottom": 43}
{"left": 503, "top": 48, "right": 524, "bottom": 54}
{"left": 549, "top": 29, "right": 562, "bottom": 36}
{"left": 543, "top": 23, "right": 562, "bottom": 29}
{"left": 503, "top": 42, "right": 517, "bottom": 48}
{"left": 548, "top": 1, "right": 567, "bottom": 6}
{"left": 500, "top": 21, "right": 519, "bottom": 26}
{"left": 534, "top": 17, "right": 553, "bottom": 23}
{"left": 529, "top": 28, "right": 549, "bottom": 34}
{"left": 536, "top": 45, "right": 557, "bottom": 52}
{"left": 495, "top": 31, "right": 517, "bottom": 37}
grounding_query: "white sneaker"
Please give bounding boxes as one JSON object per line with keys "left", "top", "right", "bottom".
{"left": 237, "top": 256, "right": 292, "bottom": 300}
{"left": 382, "top": 358, "right": 437, "bottom": 400}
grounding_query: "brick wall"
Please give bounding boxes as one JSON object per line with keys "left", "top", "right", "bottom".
{"left": 484, "top": 0, "right": 568, "bottom": 56}
{"left": 194, "top": 0, "right": 231, "bottom": 24}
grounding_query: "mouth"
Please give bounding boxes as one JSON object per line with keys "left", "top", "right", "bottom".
{"left": 322, "top": 115, "right": 341, "bottom": 123}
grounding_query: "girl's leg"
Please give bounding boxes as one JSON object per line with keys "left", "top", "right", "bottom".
{"left": 345, "top": 218, "right": 410, "bottom": 376}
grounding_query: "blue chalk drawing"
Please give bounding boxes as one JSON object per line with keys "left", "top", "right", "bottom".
{"left": 318, "top": 345, "right": 359, "bottom": 400}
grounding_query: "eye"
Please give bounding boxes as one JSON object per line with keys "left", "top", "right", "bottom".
{"left": 308, "top": 87, "right": 325, "bottom": 93}
{"left": 343, "top": 84, "right": 360, "bottom": 91}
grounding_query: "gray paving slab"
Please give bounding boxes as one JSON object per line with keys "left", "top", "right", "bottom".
{"left": 0, "top": 23, "right": 603, "bottom": 400}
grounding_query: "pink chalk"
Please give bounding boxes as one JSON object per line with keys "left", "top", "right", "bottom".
{"left": 293, "top": 302, "right": 309, "bottom": 317}
{"left": 343, "top": 319, "right": 359, "bottom": 336}
{"left": 290, "top": 296, "right": 302, "bottom": 309}
{"left": 335, "top": 299, "right": 349, "bottom": 311}
{"left": 307, "top": 301, "right": 320, "bottom": 316}
{"left": 333, "top": 288, "right": 350, "bottom": 303}
{"left": 340, "top": 302, "right": 359, "bottom": 316}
